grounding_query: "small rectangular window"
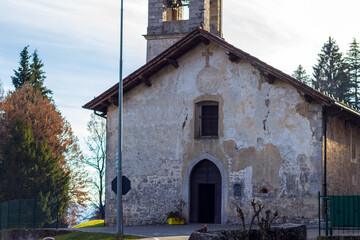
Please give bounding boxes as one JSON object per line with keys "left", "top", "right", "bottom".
{"left": 234, "top": 184, "right": 242, "bottom": 197}
{"left": 194, "top": 101, "right": 219, "bottom": 139}
{"left": 201, "top": 105, "right": 218, "bottom": 136}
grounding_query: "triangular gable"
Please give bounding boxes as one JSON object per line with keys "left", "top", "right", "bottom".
{"left": 83, "top": 28, "right": 360, "bottom": 121}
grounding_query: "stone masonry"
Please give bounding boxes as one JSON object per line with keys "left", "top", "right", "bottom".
{"left": 86, "top": 0, "right": 360, "bottom": 228}
{"left": 145, "top": 0, "right": 222, "bottom": 61}
{"left": 104, "top": 42, "right": 323, "bottom": 226}
{"left": 100, "top": 0, "right": 360, "bottom": 226}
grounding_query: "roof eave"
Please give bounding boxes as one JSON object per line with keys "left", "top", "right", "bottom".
{"left": 83, "top": 28, "right": 359, "bottom": 119}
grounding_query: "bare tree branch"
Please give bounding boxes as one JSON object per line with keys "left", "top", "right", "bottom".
{"left": 84, "top": 113, "right": 106, "bottom": 219}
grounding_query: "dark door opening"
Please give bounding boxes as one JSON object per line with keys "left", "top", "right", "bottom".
{"left": 198, "top": 183, "right": 215, "bottom": 223}
{"left": 190, "top": 160, "right": 221, "bottom": 223}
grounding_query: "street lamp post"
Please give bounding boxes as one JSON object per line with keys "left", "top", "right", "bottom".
{"left": 116, "top": 0, "right": 124, "bottom": 238}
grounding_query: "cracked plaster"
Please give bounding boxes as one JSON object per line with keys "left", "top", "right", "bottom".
{"left": 104, "top": 42, "right": 323, "bottom": 225}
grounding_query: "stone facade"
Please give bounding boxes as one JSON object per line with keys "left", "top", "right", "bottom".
{"left": 83, "top": 0, "right": 360, "bottom": 228}
{"left": 326, "top": 115, "right": 360, "bottom": 195}
{"left": 104, "top": 42, "right": 323, "bottom": 226}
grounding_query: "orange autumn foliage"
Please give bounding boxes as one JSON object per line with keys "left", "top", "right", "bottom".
{"left": 0, "top": 84, "right": 90, "bottom": 226}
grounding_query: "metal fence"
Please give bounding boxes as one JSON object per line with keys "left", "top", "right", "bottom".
{"left": 0, "top": 198, "right": 60, "bottom": 230}
{"left": 319, "top": 192, "right": 360, "bottom": 236}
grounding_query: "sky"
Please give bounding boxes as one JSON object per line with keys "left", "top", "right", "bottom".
{"left": 1, "top": 0, "right": 360, "bottom": 154}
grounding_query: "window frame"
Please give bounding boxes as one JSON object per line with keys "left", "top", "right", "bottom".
{"left": 195, "top": 101, "right": 219, "bottom": 139}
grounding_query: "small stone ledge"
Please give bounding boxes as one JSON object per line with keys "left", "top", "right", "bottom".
{"left": 189, "top": 223, "right": 306, "bottom": 240}
{"left": 0, "top": 229, "right": 77, "bottom": 240}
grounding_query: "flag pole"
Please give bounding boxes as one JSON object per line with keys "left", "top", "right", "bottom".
{"left": 116, "top": 0, "right": 124, "bottom": 238}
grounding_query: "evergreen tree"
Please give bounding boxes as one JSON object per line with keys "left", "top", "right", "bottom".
{"left": 0, "top": 84, "right": 89, "bottom": 226}
{"left": 11, "top": 46, "right": 52, "bottom": 98}
{"left": 346, "top": 38, "right": 360, "bottom": 108}
{"left": 30, "top": 50, "right": 52, "bottom": 97}
{"left": 11, "top": 46, "right": 31, "bottom": 89}
{"left": 312, "top": 37, "right": 351, "bottom": 102}
{"left": 292, "top": 65, "right": 311, "bottom": 86}
{"left": 0, "top": 118, "right": 70, "bottom": 225}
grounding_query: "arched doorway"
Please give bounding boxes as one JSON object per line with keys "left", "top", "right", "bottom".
{"left": 190, "top": 159, "right": 221, "bottom": 223}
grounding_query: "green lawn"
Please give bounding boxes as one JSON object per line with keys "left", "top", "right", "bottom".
{"left": 72, "top": 220, "right": 104, "bottom": 228}
{"left": 45, "top": 220, "right": 144, "bottom": 239}
{"left": 37, "top": 232, "right": 143, "bottom": 240}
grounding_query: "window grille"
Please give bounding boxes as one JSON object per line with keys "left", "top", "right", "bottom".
{"left": 201, "top": 105, "right": 218, "bottom": 136}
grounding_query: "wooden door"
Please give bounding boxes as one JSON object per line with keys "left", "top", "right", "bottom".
{"left": 190, "top": 160, "right": 221, "bottom": 223}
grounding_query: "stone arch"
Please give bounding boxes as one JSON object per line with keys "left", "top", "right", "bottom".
{"left": 182, "top": 153, "right": 228, "bottom": 223}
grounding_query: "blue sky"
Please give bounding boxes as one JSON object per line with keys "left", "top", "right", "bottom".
{"left": 1, "top": 0, "right": 360, "bottom": 153}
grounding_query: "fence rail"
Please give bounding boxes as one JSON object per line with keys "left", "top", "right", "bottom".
{"left": 0, "top": 198, "right": 60, "bottom": 230}
{"left": 319, "top": 192, "right": 360, "bottom": 236}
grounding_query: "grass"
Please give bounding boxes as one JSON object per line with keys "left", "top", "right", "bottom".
{"left": 39, "top": 220, "right": 144, "bottom": 239}
{"left": 72, "top": 220, "right": 104, "bottom": 229}
{"left": 37, "top": 232, "right": 144, "bottom": 240}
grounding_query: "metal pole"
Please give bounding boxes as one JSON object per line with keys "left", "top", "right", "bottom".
{"left": 323, "top": 111, "right": 328, "bottom": 236}
{"left": 18, "top": 200, "right": 21, "bottom": 227}
{"left": 7, "top": 201, "right": 9, "bottom": 229}
{"left": 56, "top": 198, "right": 59, "bottom": 230}
{"left": 318, "top": 192, "right": 321, "bottom": 236}
{"left": 33, "top": 199, "right": 36, "bottom": 229}
{"left": 116, "top": 0, "right": 124, "bottom": 238}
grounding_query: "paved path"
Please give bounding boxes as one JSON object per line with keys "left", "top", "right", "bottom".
{"left": 81, "top": 223, "right": 320, "bottom": 239}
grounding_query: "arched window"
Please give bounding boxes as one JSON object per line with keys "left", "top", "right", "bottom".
{"left": 259, "top": 187, "right": 269, "bottom": 194}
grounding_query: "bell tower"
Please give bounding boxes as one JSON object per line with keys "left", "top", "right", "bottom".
{"left": 144, "top": 0, "right": 223, "bottom": 61}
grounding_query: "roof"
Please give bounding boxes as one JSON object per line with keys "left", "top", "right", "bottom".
{"left": 83, "top": 28, "right": 360, "bottom": 121}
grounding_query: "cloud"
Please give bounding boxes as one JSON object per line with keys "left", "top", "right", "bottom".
{"left": 1, "top": 0, "right": 147, "bottom": 55}
{"left": 3, "top": 0, "right": 360, "bottom": 156}
{"left": 222, "top": 0, "right": 360, "bottom": 75}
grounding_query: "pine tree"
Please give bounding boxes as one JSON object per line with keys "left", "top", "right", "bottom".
{"left": 0, "top": 118, "right": 70, "bottom": 225}
{"left": 312, "top": 37, "right": 351, "bottom": 102}
{"left": 30, "top": 50, "right": 52, "bottom": 97}
{"left": 11, "top": 46, "right": 31, "bottom": 89}
{"left": 11, "top": 46, "right": 52, "bottom": 98}
{"left": 346, "top": 38, "right": 360, "bottom": 108}
{"left": 292, "top": 65, "right": 311, "bottom": 86}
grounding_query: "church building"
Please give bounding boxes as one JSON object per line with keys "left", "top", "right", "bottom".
{"left": 84, "top": 0, "right": 360, "bottom": 226}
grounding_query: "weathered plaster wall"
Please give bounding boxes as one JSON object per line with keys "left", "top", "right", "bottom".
{"left": 105, "top": 42, "right": 323, "bottom": 226}
{"left": 104, "top": 104, "right": 118, "bottom": 226}
{"left": 326, "top": 116, "right": 360, "bottom": 195}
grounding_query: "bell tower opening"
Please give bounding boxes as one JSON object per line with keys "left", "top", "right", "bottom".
{"left": 163, "top": 0, "right": 189, "bottom": 21}
{"left": 145, "top": 0, "right": 223, "bottom": 61}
